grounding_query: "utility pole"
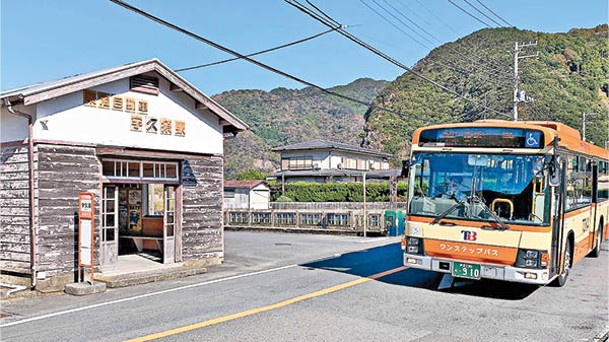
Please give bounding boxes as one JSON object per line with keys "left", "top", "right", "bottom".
{"left": 512, "top": 42, "right": 538, "bottom": 121}
{"left": 582, "top": 112, "right": 601, "bottom": 143}
{"left": 582, "top": 112, "right": 587, "bottom": 142}
{"left": 362, "top": 171, "right": 367, "bottom": 238}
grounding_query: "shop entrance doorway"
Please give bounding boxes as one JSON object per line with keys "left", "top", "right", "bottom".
{"left": 100, "top": 183, "right": 176, "bottom": 269}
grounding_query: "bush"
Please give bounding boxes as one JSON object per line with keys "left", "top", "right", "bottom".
{"left": 270, "top": 181, "right": 407, "bottom": 202}
{"left": 236, "top": 168, "right": 267, "bottom": 181}
{"left": 275, "top": 195, "right": 294, "bottom": 202}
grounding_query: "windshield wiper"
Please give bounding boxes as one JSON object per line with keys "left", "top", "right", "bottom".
{"left": 431, "top": 200, "right": 465, "bottom": 225}
{"left": 470, "top": 195, "right": 510, "bottom": 230}
{"left": 430, "top": 195, "right": 510, "bottom": 230}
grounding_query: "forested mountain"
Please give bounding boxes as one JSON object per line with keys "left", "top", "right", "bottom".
{"left": 215, "top": 25, "right": 608, "bottom": 178}
{"left": 363, "top": 25, "right": 609, "bottom": 164}
{"left": 213, "top": 78, "right": 389, "bottom": 179}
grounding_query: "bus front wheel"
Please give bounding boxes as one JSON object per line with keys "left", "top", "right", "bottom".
{"left": 552, "top": 240, "right": 572, "bottom": 287}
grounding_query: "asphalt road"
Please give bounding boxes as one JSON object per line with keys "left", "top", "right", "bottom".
{"left": 1, "top": 231, "right": 607, "bottom": 342}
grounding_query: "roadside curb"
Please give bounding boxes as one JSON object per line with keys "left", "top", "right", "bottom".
{"left": 96, "top": 267, "right": 207, "bottom": 288}
{"left": 590, "top": 326, "right": 609, "bottom": 342}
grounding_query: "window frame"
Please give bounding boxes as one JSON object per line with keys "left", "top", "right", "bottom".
{"left": 102, "top": 158, "right": 179, "bottom": 183}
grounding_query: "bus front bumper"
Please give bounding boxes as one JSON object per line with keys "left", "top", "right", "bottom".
{"left": 404, "top": 253, "right": 551, "bottom": 285}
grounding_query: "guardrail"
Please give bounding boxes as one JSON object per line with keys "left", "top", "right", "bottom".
{"left": 224, "top": 202, "right": 407, "bottom": 234}
{"left": 270, "top": 202, "right": 407, "bottom": 210}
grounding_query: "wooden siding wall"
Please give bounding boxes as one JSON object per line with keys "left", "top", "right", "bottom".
{"left": 181, "top": 157, "right": 223, "bottom": 261}
{"left": 36, "top": 144, "right": 101, "bottom": 277}
{"left": 0, "top": 144, "right": 32, "bottom": 274}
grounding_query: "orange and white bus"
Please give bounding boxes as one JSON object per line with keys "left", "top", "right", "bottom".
{"left": 401, "top": 120, "right": 608, "bottom": 286}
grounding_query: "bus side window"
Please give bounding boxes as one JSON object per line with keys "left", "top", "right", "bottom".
{"left": 599, "top": 161, "right": 609, "bottom": 202}
{"left": 566, "top": 155, "right": 593, "bottom": 210}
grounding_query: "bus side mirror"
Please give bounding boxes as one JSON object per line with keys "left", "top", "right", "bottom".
{"left": 401, "top": 160, "right": 412, "bottom": 178}
{"left": 548, "top": 158, "right": 560, "bottom": 187}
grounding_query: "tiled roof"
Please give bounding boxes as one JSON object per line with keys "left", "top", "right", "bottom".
{"left": 270, "top": 169, "right": 401, "bottom": 178}
{"left": 271, "top": 139, "right": 391, "bottom": 158}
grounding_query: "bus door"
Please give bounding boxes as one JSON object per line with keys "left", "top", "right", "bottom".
{"left": 551, "top": 158, "right": 567, "bottom": 277}
{"left": 589, "top": 164, "right": 599, "bottom": 251}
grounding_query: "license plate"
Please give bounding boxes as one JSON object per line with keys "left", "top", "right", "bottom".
{"left": 452, "top": 262, "right": 481, "bottom": 279}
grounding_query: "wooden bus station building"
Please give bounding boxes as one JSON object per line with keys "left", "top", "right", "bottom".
{"left": 0, "top": 59, "right": 248, "bottom": 290}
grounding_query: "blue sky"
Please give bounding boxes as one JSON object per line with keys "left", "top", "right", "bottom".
{"left": 1, "top": 1, "right": 607, "bottom": 95}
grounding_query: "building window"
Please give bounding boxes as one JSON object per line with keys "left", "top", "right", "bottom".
{"left": 288, "top": 156, "right": 313, "bottom": 170}
{"left": 342, "top": 157, "right": 357, "bottom": 170}
{"left": 145, "top": 184, "right": 164, "bottom": 216}
{"left": 357, "top": 159, "right": 366, "bottom": 170}
{"left": 102, "top": 159, "right": 179, "bottom": 182}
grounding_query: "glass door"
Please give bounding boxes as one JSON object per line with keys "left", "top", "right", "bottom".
{"left": 101, "top": 186, "right": 118, "bottom": 268}
{"left": 163, "top": 185, "right": 176, "bottom": 264}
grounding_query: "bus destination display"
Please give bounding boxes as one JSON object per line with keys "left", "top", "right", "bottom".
{"left": 419, "top": 127, "right": 544, "bottom": 148}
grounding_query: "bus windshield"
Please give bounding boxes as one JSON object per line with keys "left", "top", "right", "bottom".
{"left": 408, "top": 153, "right": 550, "bottom": 225}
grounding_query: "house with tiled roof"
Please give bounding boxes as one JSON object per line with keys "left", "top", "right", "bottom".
{"left": 270, "top": 139, "right": 399, "bottom": 183}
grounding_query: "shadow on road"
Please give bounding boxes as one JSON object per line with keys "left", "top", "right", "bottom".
{"left": 300, "top": 242, "right": 539, "bottom": 300}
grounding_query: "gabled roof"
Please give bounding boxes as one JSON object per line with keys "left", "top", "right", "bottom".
{"left": 272, "top": 139, "right": 392, "bottom": 158}
{"left": 1, "top": 59, "right": 248, "bottom": 133}
{"left": 224, "top": 180, "right": 268, "bottom": 190}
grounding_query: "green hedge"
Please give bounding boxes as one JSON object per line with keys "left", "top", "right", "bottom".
{"left": 270, "top": 182, "right": 408, "bottom": 202}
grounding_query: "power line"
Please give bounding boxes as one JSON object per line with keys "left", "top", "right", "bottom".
{"left": 414, "top": 0, "right": 461, "bottom": 36}
{"left": 287, "top": 0, "right": 512, "bottom": 119}
{"left": 462, "top": 0, "right": 504, "bottom": 27}
{"left": 446, "top": 0, "right": 493, "bottom": 28}
{"left": 377, "top": 0, "right": 437, "bottom": 44}
{"left": 412, "top": 0, "right": 513, "bottom": 72}
{"left": 474, "top": 0, "right": 514, "bottom": 27}
{"left": 360, "top": 0, "right": 428, "bottom": 48}
{"left": 367, "top": 0, "right": 513, "bottom": 82}
{"left": 108, "top": 0, "right": 424, "bottom": 121}
{"left": 176, "top": 28, "right": 336, "bottom": 72}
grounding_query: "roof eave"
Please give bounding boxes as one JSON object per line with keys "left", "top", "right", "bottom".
{"left": 2, "top": 59, "right": 249, "bottom": 133}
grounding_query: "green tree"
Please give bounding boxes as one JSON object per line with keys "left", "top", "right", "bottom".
{"left": 236, "top": 168, "right": 267, "bottom": 181}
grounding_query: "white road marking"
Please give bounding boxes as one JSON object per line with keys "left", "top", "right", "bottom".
{"left": 0, "top": 264, "right": 297, "bottom": 328}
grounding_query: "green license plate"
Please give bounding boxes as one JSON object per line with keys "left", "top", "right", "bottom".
{"left": 452, "top": 262, "right": 481, "bottom": 279}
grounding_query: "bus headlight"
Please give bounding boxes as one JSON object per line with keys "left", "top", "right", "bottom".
{"left": 406, "top": 237, "right": 424, "bottom": 255}
{"left": 516, "top": 249, "right": 548, "bottom": 269}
